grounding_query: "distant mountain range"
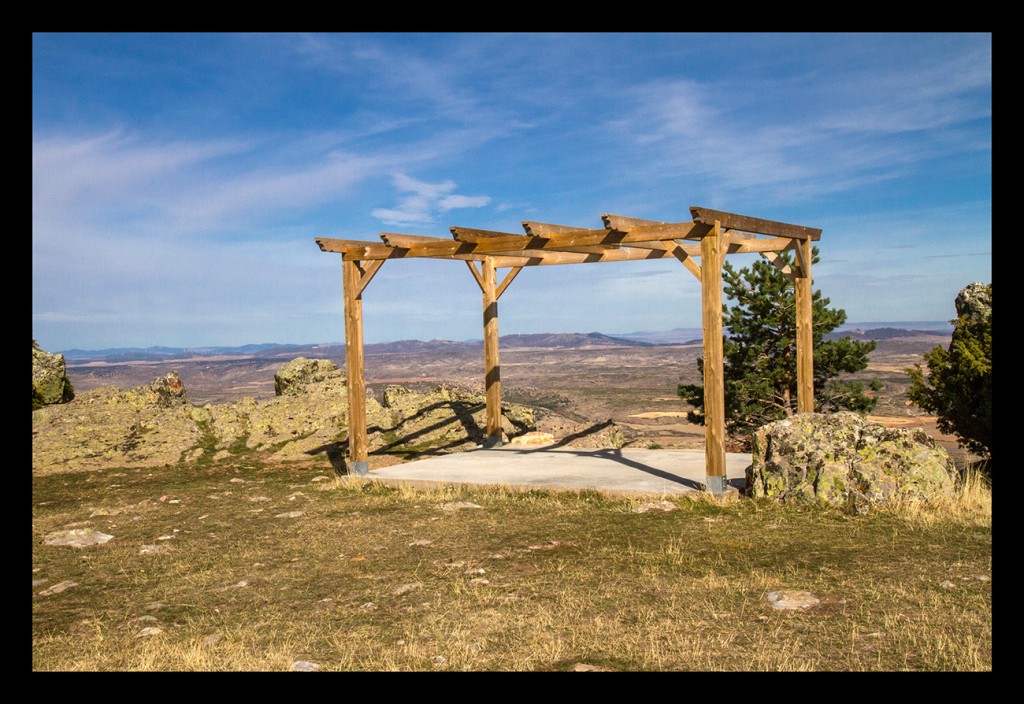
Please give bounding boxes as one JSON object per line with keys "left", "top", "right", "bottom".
{"left": 613, "top": 321, "right": 952, "bottom": 345}
{"left": 60, "top": 324, "right": 951, "bottom": 363}
{"left": 60, "top": 332, "right": 651, "bottom": 363}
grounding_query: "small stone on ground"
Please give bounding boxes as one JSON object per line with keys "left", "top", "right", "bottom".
{"left": 439, "top": 501, "right": 483, "bottom": 512}
{"left": 292, "top": 660, "right": 320, "bottom": 671}
{"left": 394, "top": 582, "right": 423, "bottom": 595}
{"left": 37, "top": 580, "right": 78, "bottom": 596}
{"left": 631, "top": 500, "right": 678, "bottom": 513}
{"left": 766, "top": 590, "right": 820, "bottom": 610}
{"left": 43, "top": 529, "right": 113, "bottom": 547}
{"left": 140, "top": 544, "right": 170, "bottom": 554}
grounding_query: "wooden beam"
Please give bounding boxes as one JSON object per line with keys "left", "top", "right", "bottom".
{"left": 625, "top": 240, "right": 703, "bottom": 281}
{"left": 520, "top": 224, "right": 613, "bottom": 254}
{"left": 601, "top": 214, "right": 668, "bottom": 230}
{"left": 317, "top": 237, "right": 394, "bottom": 254}
{"left": 760, "top": 242, "right": 797, "bottom": 282}
{"left": 354, "top": 259, "right": 384, "bottom": 298}
{"left": 728, "top": 236, "right": 795, "bottom": 254}
{"left": 465, "top": 260, "right": 484, "bottom": 291}
{"left": 342, "top": 259, "right": 368, "bottom": 469}
{"left": 673, "top": 246, "right": 703, "bottom": 282}
{"left": 380, "top": 232, "right": 450, "bottom": 246}
{"left": 452, "top": 226, "right": 610, "bottom": 256}
{"left": 701, "top": 221, "right": 727, "bottom": 492}
{"left": 495, "top": 266, "right": 523, "bottom": 300}
{"left": 468, "top": 259, "right": 521, "bottom": 298}
{"left": 482, "top": 258, "right": 502, "bottom": 445}
{"left": 519, "top": 223, "right": 617, "bottom": 253}
{"left": 690, "top": 206, "right": 822, "bottom": 241}
{"left": 324, "top": 238, "right": 528, "bottom": 268}
{"left": 521, "top": 221, "right": 588, "bottom": 235}
{"left": 795, "top": 238, "right": 814, "bottom": 414}
{"left": 791, "top": 236, "right": 810, "bottom": 276}
{"left": 452, "top": 222, "right": 708, "bottom": 248}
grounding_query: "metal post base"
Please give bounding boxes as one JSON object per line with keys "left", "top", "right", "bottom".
{"left": 347, "top": 461, "right": 369, "bottom": 477}
{"left": 481, "top": 435, "right": 503, "bottom": 449}
{"left": 705, "top": 475, "right": 729, "bottom": 494}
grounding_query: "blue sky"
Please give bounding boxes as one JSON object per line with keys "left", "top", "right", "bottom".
{"left": 32, "top": 33, "right": 991, "bottom": 352}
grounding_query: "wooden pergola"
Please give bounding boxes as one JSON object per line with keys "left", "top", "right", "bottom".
{"left": 316, "top": 206, "right": 821, "bottom": 493}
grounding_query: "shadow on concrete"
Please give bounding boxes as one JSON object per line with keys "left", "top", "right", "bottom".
{"left": 497, "top": 444, "right": 706, "bottom": 491}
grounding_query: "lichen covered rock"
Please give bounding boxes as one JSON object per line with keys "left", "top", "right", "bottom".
{"left": 32, "top": 366, "right": 538, "bottom": 474}
{"left": 31, "top": 381, "right": 202, "bottom": 472}
{"left": 32, "top": 345, "right": 74, "bottom": 408}
{"left": 747, "top": 412, "right": 956, "bottom": 508}
{"left": 274, "top": 357, "right": 344, "bottom": 396}
{"left": 120, "top": 371, "right": 188, "bottom": 408}
{"left": 955, "top": 282, "right": 991, "bottom": 325}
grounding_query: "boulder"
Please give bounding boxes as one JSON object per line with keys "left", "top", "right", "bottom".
{"left": 955, "top": 282, "right": 991, "bottom": 324}
{"left": 274, "top": 357, "right": 344, "bottom": 396}
{"left": 32, "top": 344, "right": 74, "bottom": 408}
{"left": 121, "top": 371, "right": 188, "bottom": 408}
{"left": 747, "top": 412, "right": 956, "bottom": 509}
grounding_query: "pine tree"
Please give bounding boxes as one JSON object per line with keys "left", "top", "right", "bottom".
{"left": 678, "top": 248, "right": 877, "bottom": 444}
{"left": 907, "top": 283, "right": 991, "bottom": 462}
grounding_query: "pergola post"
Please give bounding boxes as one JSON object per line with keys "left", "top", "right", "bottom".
{"left": 701, "top": 221, "right": 728, "bottom": 493}
{"left": 795, "top": 238, "right": 814, "bottom": 414}
{"left": 481, "top": 257, "right": 503, "bottom": 447}
{"left": 342, "top": 258, "right": 369, "bottom": 475}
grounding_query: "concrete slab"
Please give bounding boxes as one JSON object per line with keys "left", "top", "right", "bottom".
{"left": 365, "top": 446, "right": 752, "bottom": 496}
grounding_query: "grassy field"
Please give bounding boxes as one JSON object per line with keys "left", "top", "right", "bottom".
{"left": 32, "top": 458, "right": 991, "bottom": 672}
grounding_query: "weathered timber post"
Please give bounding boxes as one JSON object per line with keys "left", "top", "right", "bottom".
{"left": 795, "top": 237, "right": 814, "bottom": 414}
{"left": 701, "top": 221, "right": 727, "bottom": 493}
{"left": 342, "top": 258, "right": 369, "bottom": 474}
{"left": 482, "top": 257, "right": 502, "bottom": 447}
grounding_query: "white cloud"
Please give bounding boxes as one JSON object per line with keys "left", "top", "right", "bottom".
{"left": 439, "top": 194, "right": 491, "bottom": 210}
{"left": 371, "top": 172, "right": 491, "bottom": 227}
{"left": 605, "top": 41, "right": 990, "bottom": 205}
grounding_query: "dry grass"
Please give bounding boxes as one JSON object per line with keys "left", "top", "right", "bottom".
{"left": 32, "top": 458, "right": 991, "bottom": 671}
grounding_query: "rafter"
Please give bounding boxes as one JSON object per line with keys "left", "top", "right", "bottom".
{"left": 520, "top": 221, "right": 615, "bottom": 254}
{"left": 690, "top": 206, "right": 822, "bottom": 241}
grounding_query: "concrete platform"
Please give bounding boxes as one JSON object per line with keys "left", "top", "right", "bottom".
{"left": 364, "top": 446, "right": 752, "bottom": 496}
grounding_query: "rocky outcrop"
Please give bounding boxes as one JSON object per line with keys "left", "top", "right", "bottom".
{"left": 120, "top": 372, "right": 188, "bottom": 408}
{"left": 747, "top": 412, "right": 956, "bottom": 509}
{"left": 375, "top": 383, "right": 535, "bottom": 450}
{"left": 32, "top": 363, "right": 539, "bottom": 474}
{"left": 274, "top": 357, "right": 344, "bottom": 396}
{"left": 32, "top": 344, "right": 74, "bottom": 409}
{"left": 955, "top": 282, "right": 991, "bottom": 324}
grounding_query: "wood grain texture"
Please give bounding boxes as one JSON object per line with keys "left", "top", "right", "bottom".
{"left": 690, "top": 207, "right": 822, "bottom": 240}
{"left": 701, "top": 223, "right": 726, "bottom": 480}
{"left": 601, "top": 214, "right": 670, "bottom": 230}
{"left": 495, "top": 266, "right": 523, "bottom": 300}
{"left": 354, "top": 259, "right": 384, "bottom": 298}
{"left": 342, "top": 259, "right": 367, "bottom": 464}
{"left": 482, "top": 258, "right": 502, "bottom": 442}
{"left": 795, "top": 238, "right": 815, "bottom": 414}
{"left": 465, "top": 259, "right": 484, "bottom": 291}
